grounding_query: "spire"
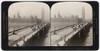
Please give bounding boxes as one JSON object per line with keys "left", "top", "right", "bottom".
{"left": 17, "top": 12, "right": 21, "bottom": 18}
{"left": 58, "top": 11, "right": 62, "bottom": 18}
{"left": 82, "top": 6, "right": 85, "bottom": 21}
{"left": 41, "top": 7, "right": 45, "bottom": 22}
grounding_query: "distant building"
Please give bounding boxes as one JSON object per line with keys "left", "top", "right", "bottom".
{"left": 41, "top": 7, "right": 45, "bottom": 23}
{"left": 17, "top": 12, "right": 21, "bottom": 19}
{"left": 54, "top": 15, "right": 56, "bottom": 19}
{"left": 58, "top": 11, "right": 62, "bottom": 19}
{"left": 82, "top": 6, "right": 85, "bottom": 22}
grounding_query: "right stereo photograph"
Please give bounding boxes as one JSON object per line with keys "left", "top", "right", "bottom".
{"left": 51, "top": 2, "right": 93, "bottom": 46}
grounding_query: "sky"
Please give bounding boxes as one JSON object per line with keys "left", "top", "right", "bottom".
{"left": 8, "top": 2, "right": 50, "bottom": 20}
{"left": 51, "top": 2, "right": 93, "bottom": 20}
{"left": 8, "top": 2, "right": 92, "bottom": 20}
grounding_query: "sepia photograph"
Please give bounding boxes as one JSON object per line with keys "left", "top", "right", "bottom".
{"left": 51, "top": 2, "right": 93, "bottom": 46}
{"left": 8, "top": 2, "right": 93, "bottom": 47}
{"left": 8, "top": 2, "right": 51, "bottom": 46}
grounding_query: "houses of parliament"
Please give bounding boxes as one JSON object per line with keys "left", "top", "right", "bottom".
{"left": 51, "top": 6, "right": 86, "bottom": 23}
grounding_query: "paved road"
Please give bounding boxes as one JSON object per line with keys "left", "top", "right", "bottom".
{"left": 51, "top": 26, "right": 74, "bottom": 46}
{"left": 8, "top": 24, "right": 47, "bottom": 46}
{"left": 8, "top": 28, "right": 33, "bottom": 46}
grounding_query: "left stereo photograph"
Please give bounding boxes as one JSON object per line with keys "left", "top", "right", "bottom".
{"left": 8, "top": 2, "right": 51, "bottom": 46}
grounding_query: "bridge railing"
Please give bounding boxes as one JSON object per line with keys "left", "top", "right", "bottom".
{"left": 8, "top": 25, "right": 35, "bottom": 36}
{"left": 8, "top": 23, "right": 46, "bottom": 36}
{"left": 50, "top": 24, "right": 77, "bottom": 34}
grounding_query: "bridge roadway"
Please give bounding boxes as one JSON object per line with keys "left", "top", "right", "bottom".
{"left": 8, "top": 23, "right": 47, "bottom": 46}
{"left": 8, "top": 22, "right": 89, "bottom": 46}
{"left": 50, "top": 23, "right": 88, "bottom": 46}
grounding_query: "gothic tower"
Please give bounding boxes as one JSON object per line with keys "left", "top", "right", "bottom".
{"left": 41, "top": 7, "right": 45, "bottom": 22}
{"left": 58, "top": 11, "right": 62, "bottom": 18}
{"left": 82, "top": 6, "right": 85, "bottom": 21}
